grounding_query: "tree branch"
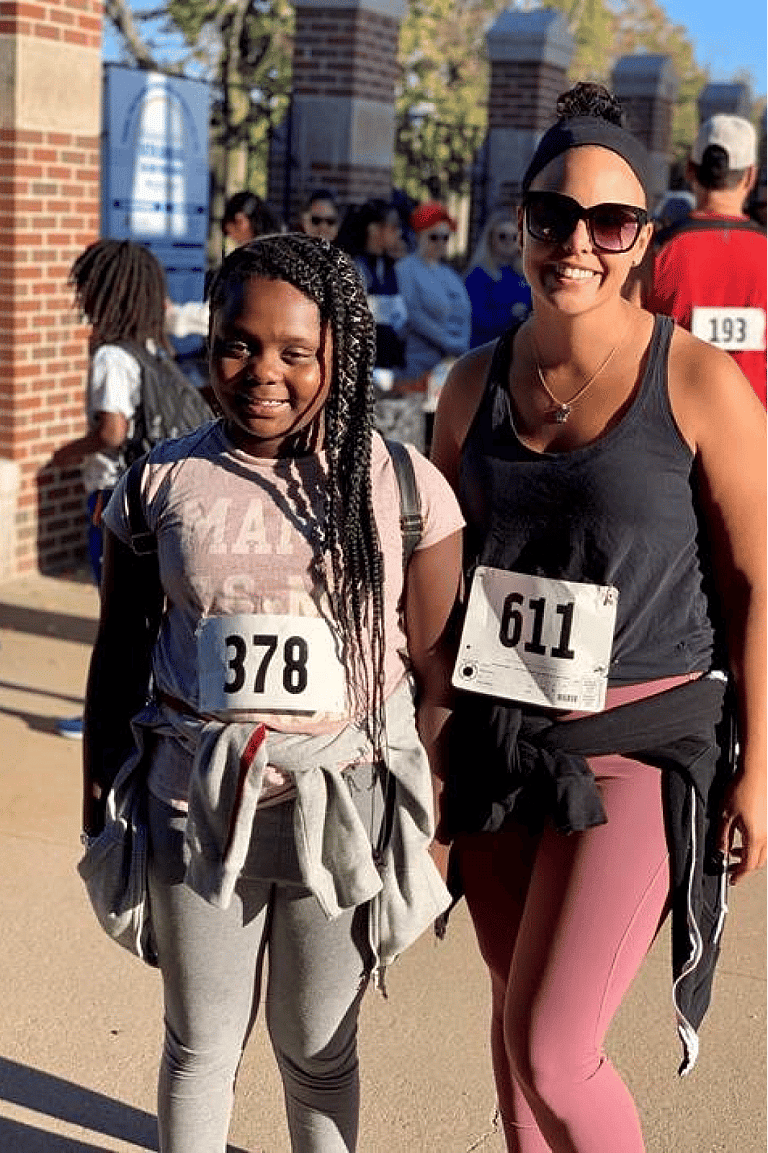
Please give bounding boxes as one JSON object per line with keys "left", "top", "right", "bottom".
{"left": 105, "top": 0, "right": 160, "bottom": 69}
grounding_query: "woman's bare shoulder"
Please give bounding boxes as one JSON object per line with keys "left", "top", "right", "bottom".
{"left": 440, "top": 343, "right": 496, "bottom": 426}
{"left": 430, "top": 342, "right": 498, "bottom": 484}
{"left": 666, "top": 322, "right": 765, "bottom": 450}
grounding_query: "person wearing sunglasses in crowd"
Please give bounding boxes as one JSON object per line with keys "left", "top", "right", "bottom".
{"left": 335, "top": 198, "right": 408, "bottom": 385}
{"left": 464, "top": 209, "right": 532, "bottom": 348}
{"left": 430, "top": 82, "right": 766, "bottom": 1153}
{"left": 300, "top": 189, "right": 341, "bottom": 243}
{"left": 394, "top": 202, "right": 472, "bottom": 383}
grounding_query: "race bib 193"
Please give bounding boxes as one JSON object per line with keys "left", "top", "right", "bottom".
{"left": 691, "top": 307, "right": 766, "bottom": 352}
{"left": 452, "top": 567, "right": 618, "bottom": 713}
{"left": 197, "top": 613, "right": 346, "bottom": 714}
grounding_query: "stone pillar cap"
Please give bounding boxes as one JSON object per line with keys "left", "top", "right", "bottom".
{"left": 697, "top": 81, "right": 753, "bottom": 120}
{"left": 295, "top": 0, "right": 406, "bottom": 16}
{"left": 486, "top": 8, "right": 573, "bottom": 68}
{"left": 612, "top": 54, "right": 678, "bottom": 100}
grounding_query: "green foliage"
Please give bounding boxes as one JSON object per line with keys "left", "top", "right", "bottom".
{"left": 394, "top": 0, "right": 502, "bottom": 199}
{"left": 108, "top": 0, "right": 725, "bottom": 217}
{"left": 612, "top": 0, "right": 709, "bottom": 165}
{"left": 394, "top": 0, "right": 711, "bottom": 199}
{"left": 165, "top": 0, "right": 294, "bottom": 199}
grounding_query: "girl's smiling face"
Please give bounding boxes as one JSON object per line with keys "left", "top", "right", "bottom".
{"left": 519, "top": 145, "right": 652, "bottom": 317}
{"left": 210, "top": 277, "right": 332, "bottom": 458}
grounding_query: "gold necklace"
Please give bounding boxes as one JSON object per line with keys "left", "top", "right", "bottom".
{"left": 532, "top": 322, "right": 631, "bottom": 424}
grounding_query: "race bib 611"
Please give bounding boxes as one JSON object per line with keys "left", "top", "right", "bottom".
{"left": 453, "top": 568, "right": 618, "bottom": 712}
{"left": 197, "top": 613, "right": 346, "bottom": 714}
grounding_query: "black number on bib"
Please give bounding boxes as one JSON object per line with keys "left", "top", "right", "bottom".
{"left": 252, "top": 635, "right": 278, "bottom": 691}
{"left": 551, "top": 602, "right": 576, "bottom": 659}
{"left": 224, "top": 634, "right": 248, "bottom": 693}
{"left": 499, "top": 592, "right": 524, "bottom": 648}
{"left": 283, "top": 636, "right": 309, "bottom": 694}
{"left": 223, "top": 632, "right": 310, "bottom": 697}
{"left": 523, "top": 596, "right": 547, "bottom": 655}
{"left": 498, "top": 593, "right": 576, "bottom": 661}
{"left": 709, "top": 315, "right": 748, "bottom": 345}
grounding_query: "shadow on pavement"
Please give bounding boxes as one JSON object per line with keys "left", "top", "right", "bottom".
{"left": 0, "top": 603, "right": 97, "bottom": 647}
{"left": 0, "top": 1058, "right": 249, "bottom": 1151}
{"left": 0, "top": 1057, "right": 157, "bottom": 1150}
{"left": 0, "top": 680, "right": 85, "bottom": 733}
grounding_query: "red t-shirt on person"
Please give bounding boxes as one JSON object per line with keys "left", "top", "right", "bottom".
{"left": 647, "top": 213, "right": 767, "bottom": 406}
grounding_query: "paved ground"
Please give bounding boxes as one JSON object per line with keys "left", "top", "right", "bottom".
{"left": 0, "top": 569, "right": 764, "bottom": 1152}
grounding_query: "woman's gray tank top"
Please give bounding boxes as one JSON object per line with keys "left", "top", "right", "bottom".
{"left": 459, "top": 314, "right": 719, "bottom": 684}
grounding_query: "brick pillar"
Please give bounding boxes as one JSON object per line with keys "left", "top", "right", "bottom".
{"left": 268, "top": 0, "right": 405, "bottom": 226}
{"left": 478, "top": 8, "right": 573, "bottom": 229}
{"left": 612, "top": 55, "right": 678, "bottom": 209}
{"left": 0, "top": 0, "right": 102, "bottom": 576}
{"left": 697, "top": 81, "right": 753, "bottom": 123}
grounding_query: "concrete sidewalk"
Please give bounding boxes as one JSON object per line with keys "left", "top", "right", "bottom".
{"left": 0, "top": 571, "right": 764, "bottom": 1152}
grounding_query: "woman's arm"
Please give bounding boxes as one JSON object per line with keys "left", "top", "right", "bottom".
{"left": 429, "top": 345, "right": 494, "bottom": 490}
{"left": 670, "top": 331, "right": 767, "bottom": 883}
{"left": 402, "top": 530, "right": 464, "bottom": 869}
{"left": 82, "top": 527, "right": 164, "bottom": 835}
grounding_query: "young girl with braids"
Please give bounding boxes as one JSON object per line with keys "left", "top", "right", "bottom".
{"left": 82, "top": 233, "right": 463, "bottom": 1153}
{"left": 431, "top": 83, "right": 765, "bottom": 1151}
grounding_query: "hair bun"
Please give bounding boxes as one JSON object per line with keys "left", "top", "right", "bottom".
{"left": 556, "top": 82, "right": 625, "bottom": 127}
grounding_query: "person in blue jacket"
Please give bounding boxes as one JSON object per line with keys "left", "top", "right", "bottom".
{"left": 464, "top": 209, "right": 532, "bottom": 348}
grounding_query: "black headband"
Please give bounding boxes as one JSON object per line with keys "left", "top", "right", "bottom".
{"left": 522, "top": 117, "right": 652, "bottom": 200}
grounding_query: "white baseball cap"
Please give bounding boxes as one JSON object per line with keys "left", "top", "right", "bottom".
{"left": 692, "top": 114, "right": 757, "bottom": 170}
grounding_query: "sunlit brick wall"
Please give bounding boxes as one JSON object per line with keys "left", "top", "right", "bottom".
{"left": 0, "top": 0, "right": 102, "bottom": 574}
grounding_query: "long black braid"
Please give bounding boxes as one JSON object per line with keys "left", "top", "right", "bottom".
{"left": 69, "top": 238, "right": 171, "bottom": 353}
{"left": 207, "top": 234, "right": 387, "bottom": 760}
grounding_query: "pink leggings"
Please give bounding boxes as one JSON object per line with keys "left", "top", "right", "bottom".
{"left": 457, "top": 677, "right": 695, "bottom": 1153}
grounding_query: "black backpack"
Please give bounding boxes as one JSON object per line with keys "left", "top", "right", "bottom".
{"left": 117, "top": 341, "right": 214, "bottom": 466}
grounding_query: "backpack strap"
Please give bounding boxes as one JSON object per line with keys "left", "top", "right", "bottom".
{"left": 124, "top": 455, "right": 157, "bottom": 556}
{"left": 385, "top": 438, "right": 423, "bottom": 571}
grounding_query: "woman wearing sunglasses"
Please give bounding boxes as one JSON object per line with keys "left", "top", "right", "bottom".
{"left": 464, "top": 210, "right": 532, "bottom": 348}
{"left": 431, "top": 82, "right": 766, "bottom": 1152}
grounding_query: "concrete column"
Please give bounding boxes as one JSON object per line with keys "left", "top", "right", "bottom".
{"left": 479, "top": 9, "right": 573, "bottom": 225}
{"left": 611, "top": 55, "right": 678, "bottom": 209}
{"left": 0, "top": 0, "right": 102, "bottom": 575}
{"left": 697, "top": 81, "right": 753, "bottom": 122}
{"left": 268, "top": 0, "right": 405, "bottom": 226}
{"left": 0, "top": 460, "right": 20, "bottom": 582}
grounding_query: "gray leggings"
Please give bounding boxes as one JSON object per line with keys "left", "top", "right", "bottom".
{"left": 147, "top": 767, "right": 379, "bottom": 1153}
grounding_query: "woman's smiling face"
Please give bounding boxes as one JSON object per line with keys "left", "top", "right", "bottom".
{"left": 210, "top": 277, "right": 332, "bottom": 458}
{"left": 519, "top": 145, "right": 652, "bottom": 317}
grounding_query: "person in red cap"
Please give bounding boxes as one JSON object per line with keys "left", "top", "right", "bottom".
{"left": 395, "top": 202, "right": 472, "bottom": 381}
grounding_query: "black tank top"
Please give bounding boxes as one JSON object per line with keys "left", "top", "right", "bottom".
{"left": 459, "top": 314, "right": 719, "bottom": 684}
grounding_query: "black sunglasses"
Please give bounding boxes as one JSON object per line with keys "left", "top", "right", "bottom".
{"left": 310, "top": 214, "right": 337, "bottom": 226}
{"left": 523, "top": 191, "right": 648, "bottom": 253}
